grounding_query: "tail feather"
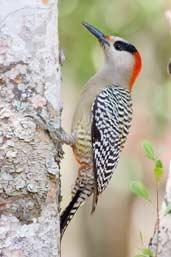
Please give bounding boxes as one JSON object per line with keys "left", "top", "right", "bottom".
{"left": 91, "top": 185, "right": 99, "bottom": 214}
{"left": 60, "top": 188, "right": 93, "bottom": 239}
{"left": 61, "top": 168, "right": 95, "bottom": 239}
{"left": 60, "top": 190, "right": 82, "bottom": 239}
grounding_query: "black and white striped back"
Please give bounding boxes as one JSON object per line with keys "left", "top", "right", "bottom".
{"left": 91, "top": 84, "right": 133, "bottom": 198}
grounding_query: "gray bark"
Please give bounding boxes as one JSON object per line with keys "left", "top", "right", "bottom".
{"left": 0, "top": 0, "right": 61, "bottom": 256}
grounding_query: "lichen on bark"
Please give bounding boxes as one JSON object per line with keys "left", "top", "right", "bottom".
{"left": 0, "top": 0, "right": 61, "bottom": 256}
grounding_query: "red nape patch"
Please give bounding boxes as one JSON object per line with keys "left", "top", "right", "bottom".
{"left": 129, "top": 51, "right": 142, "bottom": 91}
{"left": 105, "top": 35, "right": 111, "bottom": 41}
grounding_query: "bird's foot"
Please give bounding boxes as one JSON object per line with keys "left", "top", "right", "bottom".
{"left": 59, "top": 128, "right": 76, "bottom": 145}
{"left": 25, "top": 112, "right": 76, "bottom": 145}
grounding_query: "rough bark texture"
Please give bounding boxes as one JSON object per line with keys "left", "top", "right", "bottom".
{"left": 0, "top": 0, "right": 61, "bottom": 256}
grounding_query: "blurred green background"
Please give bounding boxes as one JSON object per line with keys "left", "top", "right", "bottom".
{"left": 59, "top": 0, "right": 171, "bottom": 256}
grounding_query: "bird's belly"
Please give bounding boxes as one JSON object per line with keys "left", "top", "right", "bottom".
{"left": 72, "top": 120, "right": 92, "bottom": 166}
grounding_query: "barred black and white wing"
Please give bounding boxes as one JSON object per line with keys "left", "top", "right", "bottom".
{"left": 91, "top": 85, "right": 133, "bottom": 200}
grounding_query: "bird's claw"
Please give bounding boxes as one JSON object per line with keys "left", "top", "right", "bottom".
{"left": 60, "top": 128, "right": 76, "bottom": 145}
{"left": 25, "top": 113, "right": 76, "bottom": 146}
{"left": 25, "top": 113, "right": 48, "bottom": 131}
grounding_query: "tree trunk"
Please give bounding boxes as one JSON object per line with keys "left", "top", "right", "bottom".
{"left": 0, "top": 1, "right": 61, "bottom": 256}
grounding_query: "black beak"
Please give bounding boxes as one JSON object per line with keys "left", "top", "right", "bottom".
{"left": 82, "top": 22, "right": 110, "bottom": 47}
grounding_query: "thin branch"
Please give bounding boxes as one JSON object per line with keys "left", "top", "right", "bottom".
{"left": 149, "top": 161, "right": 171, "bottom": 257}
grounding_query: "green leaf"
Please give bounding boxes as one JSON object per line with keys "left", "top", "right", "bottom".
{"left": 130, "top": 181, "right": 151, "bottom": 202}
{"left": 142, "top": 248, "right": 153, "bottom": 256}
{"left": 135, "top": 248, "right": 153, "bottom": 257}
{"left": 135, "top": 254, "right": 147, "bottom": 257}
{"left": 154, "top": 159, "right": 164, "bottom": 180}
{"left": 141, "top": 140, "right": 155, "bottom": 161}
{"left": 165, "top": 202, "right": 171, "bottom": 215}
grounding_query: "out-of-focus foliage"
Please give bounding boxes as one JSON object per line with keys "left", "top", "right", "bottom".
{"left": 130, "top": 180, "right": 151, "bottom": 202}
{"left": 141, "top": 140, "right": 155, "bottom": 160}
{"left": 59, "top": 0, "right": 171, "bottom": 129}
{"left": 60, "top": 0, "right": 164, "bottom": 82}
{"left": 131, "top": 141, "right": 164, "bottom": 257}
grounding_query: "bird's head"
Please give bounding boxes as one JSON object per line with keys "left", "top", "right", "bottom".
{"left": 82, "top": 22, "right": 142, "bottom": 91}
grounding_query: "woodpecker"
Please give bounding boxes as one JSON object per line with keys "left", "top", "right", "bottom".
{"left": 61, "top": 22, "right": 142, "bottom": 238}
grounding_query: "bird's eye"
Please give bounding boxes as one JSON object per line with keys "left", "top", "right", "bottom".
{"left": 113, "top": 41, "right": 123, "bottom": 51}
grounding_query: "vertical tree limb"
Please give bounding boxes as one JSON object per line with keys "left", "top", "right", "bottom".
{"left": 0, "top": 0, "right": 61, "bottom": 256}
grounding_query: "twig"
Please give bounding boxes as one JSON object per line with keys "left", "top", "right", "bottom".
{"left": 149, "top": 161, "right": 171, "bottom": 257}
{"left": 155, "top": 180, "right": 160, "bottom": 257}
